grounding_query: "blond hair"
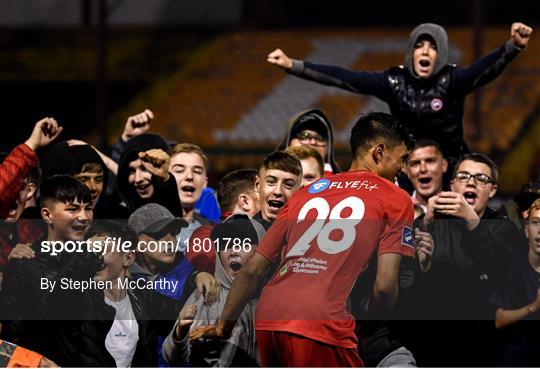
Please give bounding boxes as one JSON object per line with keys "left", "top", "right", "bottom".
{"left": 168, "top": 143, "right": 208, "bottom": 172}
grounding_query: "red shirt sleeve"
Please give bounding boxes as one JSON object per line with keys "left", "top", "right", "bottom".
{"left": 0, "top": 144, "right": 38, "bottom": 219}
{"left": 378, "top": 189, "right": 415, "bottom": 257}
{"left": 256, "top": 202, "right": 290, "bottom": 262}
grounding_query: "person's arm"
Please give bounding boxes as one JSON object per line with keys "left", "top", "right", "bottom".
{"left": 367, "top": 253, "right": 401, "bottom": 320}
{"left": 495, "top": 288, "right": 540, "bottom": 329}
{"left": 67, "top": 139, "right": 118, "bottom": 176}
{"left": 189, "top": 252, "right": 272, "bottom": 340}
{"left": 110, "top": 109, "right": 154, "bottom": 163}
{"left": 267, "top": 48, "right": 391, "bottom": 98}
{"left": 138, "top": 148, "right": 183, "bottom": 217}
{"left": 0, "top": 118, "right": 62, "bottom": 218}
{"left": 451, "top": 22, "right": 533, "bottom": 95}
{"left": 162, "top": 302, "right": 198, "bottom": 365}
{"left": 414, "top": 228, "right": 435, "bottom": 273}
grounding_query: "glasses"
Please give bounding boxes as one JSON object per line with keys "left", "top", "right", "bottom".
{"left": 454, "top": 172, "right": 494, "bottom": 186}
{"left": 295, "top": 131, "right": 327, "bottom": 146}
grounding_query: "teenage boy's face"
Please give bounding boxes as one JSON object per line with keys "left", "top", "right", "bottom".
{"left": 91, "top": 236, "right": 134, "bottom": 282}
{"left": 169, "top": 152, "right": 208, "bottom": 210}
{"left": 5, "top": 178, "right": 30, "bottom": 224}
{"left": 406, "top": 146, "right": 447, "bottom": 199}
{"left": 219, "top": 244, "right": 257, "bottom": 281}
{"left": 450, "top": 160, "right": 497, "bottom": 216}
{"left": 75, "top": 167, "right": 104, "bottom": 207}
{"left": 128, "top": 158, "right": 154, "bottom": 199}
{"left": 300, "top": 157, "right": 323, "bottom": 187}
{"left": 43, "top": 200, "right": 93, "bottom": 242}
{"left": 413, "top": 36, "right": 438, "bottom": 78}
{"left": 138, "top": 232, "right": 177, "bottom": 272}
{"left": 289, "top": 130, "right": 328, "bottom": 162}
{"left": 526, "top": 207, "right": 540, "bottom": 256}
{"left": 256, "top": 168, "right": 301, "bottom": 221}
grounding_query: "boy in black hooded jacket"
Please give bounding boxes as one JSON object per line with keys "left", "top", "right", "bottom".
{"left": 268, "top": 22, "right": 532, "bottom": 165}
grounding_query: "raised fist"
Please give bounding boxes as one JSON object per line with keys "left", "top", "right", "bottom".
{"left": 122, "top": 109, "right": 154, "bottom": 141}
{"left": 267, "top": 48, "right": 293, "bottom": 70}
{"left": 510, "top": 22, "right": 533, "bottom": 48}
{"left": 138, "top": 148, "right": 170, "bottom": 181}
{"left": 25, "top": 117, "right": 63, "bottom": 151}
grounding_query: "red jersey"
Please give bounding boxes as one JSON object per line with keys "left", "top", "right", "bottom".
{"left": 255, "top": 170, "right": 414, "bottom": 348}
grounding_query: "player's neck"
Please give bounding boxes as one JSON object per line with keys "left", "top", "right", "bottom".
{"left": 349, "top": 158, "right": 376, "bottom": 174}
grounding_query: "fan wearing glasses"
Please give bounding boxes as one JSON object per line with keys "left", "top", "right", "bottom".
{"left": 423, "top": 153, "right": 498, "bottom": 231}
{"left": 277, "top": 109, "right": 340, "bottom": 175}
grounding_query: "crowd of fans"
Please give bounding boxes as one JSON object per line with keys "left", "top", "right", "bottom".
{"left": 0, "top": 21, "right": 539, "bottom": 368}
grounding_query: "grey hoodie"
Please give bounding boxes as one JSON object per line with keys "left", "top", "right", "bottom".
{"left": 404, "top": 23, "right": 449, "bottom": 78}
{"left": 162, "top": 254, "right": 259, "bottom": 367}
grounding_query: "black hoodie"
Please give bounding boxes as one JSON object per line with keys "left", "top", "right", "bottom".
{"left": 116, "top": 133, "right": 183, "bottom": 217}
{"left": 276, "top": 108, "right": 340, "bottom": 174}
{"left": 287, "top": 23, "right": 524, "bottom": 162}
{"left": 39, "top": 141, "right": 128, "bottom": 219}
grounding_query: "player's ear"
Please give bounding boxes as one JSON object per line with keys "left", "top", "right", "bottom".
{"left": 254, "top": 175, "right": 261, "bottom": 192}
{"left": 41, "top": 206, "right": 53, "bottom": 224}
{"left": 373, "top": 143, "right": 384, "bottom": 164}
{"left": 442, "top": 158, "right": 448, "bottom": 173}
{"left": 124, "top": 251, "right": 136, "bottom": 267}
{"left": 239, "top": 193, "right": 254, "bottom": 213}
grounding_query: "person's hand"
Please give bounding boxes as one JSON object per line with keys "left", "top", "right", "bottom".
{"left": 414, "top": 228, "right": 434, "bottom": 272}
{"left": 67, "top": 139, "right": 119, "bottom": 176}
{"left": 267, "top": 48, "right": 293, "bottom": 70}
{"left": 432, "top": 191, "right": 480, "bottom": 230}
{"left": 179, "top": 304, "right": 198, "bottom": 328}
{"left": 122, "top": 109, "right": 154, "bottom": 141}
{"left": 195, "top": 272, "right": 220, "bottom": 305}
{"left": 138, "top": 149, "right": 170, "bottom": 181}
{"left": 423, "top": 195, "right": 438, "bottom": 227}
{"left": 510, "top": 22, "right": 533, "bottom": 48}
{"left": 8, "top": 243, "right": 35, "bottom": 261}
{"left": 24, "top": 117, "right": 63, "bottom": 151}
{"left": 189, "top": 322, "right": 231, "bottom": 341}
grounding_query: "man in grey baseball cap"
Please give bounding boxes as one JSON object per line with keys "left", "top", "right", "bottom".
{"left": 128, "top": 203, "right": 188, "bottom": 236}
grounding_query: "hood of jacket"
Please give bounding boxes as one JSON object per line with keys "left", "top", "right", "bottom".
{"left": 405, "top": 23, "right": 449, "bottom": 78}
{"left": 116, "top": 133, "right": 169, "bottom": 208}
{"left": 167, "top": 252, "right": 259, "bottom": 366}
{"left": 41, "top": 141, "right": 108, "bottom": 189}
{"left": 276, "top": 108, "right": 340, "bottom": 173}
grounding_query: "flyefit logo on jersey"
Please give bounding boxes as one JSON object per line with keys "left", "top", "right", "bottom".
{"left": 308, "top": 179, "right": 330, "bottom": 194}
{"left": 401, "top": 226, "right": 413, "bottom": 247}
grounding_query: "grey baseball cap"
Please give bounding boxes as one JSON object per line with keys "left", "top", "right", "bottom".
{"left": 128, "top": 203, "right": 188, "bottom": 235}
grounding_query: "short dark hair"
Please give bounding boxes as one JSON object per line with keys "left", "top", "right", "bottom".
{"left": 454, "top": 153, "right": 499, "bottom": 184}
{"left": 218, "top": 169, "right": 259, "bottom": 212}
{"left": 86, "top": 220, "right": 138, "bottom": 251}
{"left": 350, "top": 112, "right": 414, "bottom": 156}
{"left": 413, "top": 139, "right": 444, "bottom": 156}
{"left": 260, "top": 151, "right": 302, "bottom": 178}
{"left": 40, "top": 175, "right": 92, "bottom": 209}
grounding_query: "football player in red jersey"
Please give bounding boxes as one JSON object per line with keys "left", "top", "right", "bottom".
{"left": 190, "top": 112, "right": 415, "bottom": 367}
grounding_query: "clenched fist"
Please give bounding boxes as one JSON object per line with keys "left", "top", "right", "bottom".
{"left": 510, "top": 22, "right": 533, "bottom": 48}
{"left": 267, "top": 48, "right": 293, "bottom": 70}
